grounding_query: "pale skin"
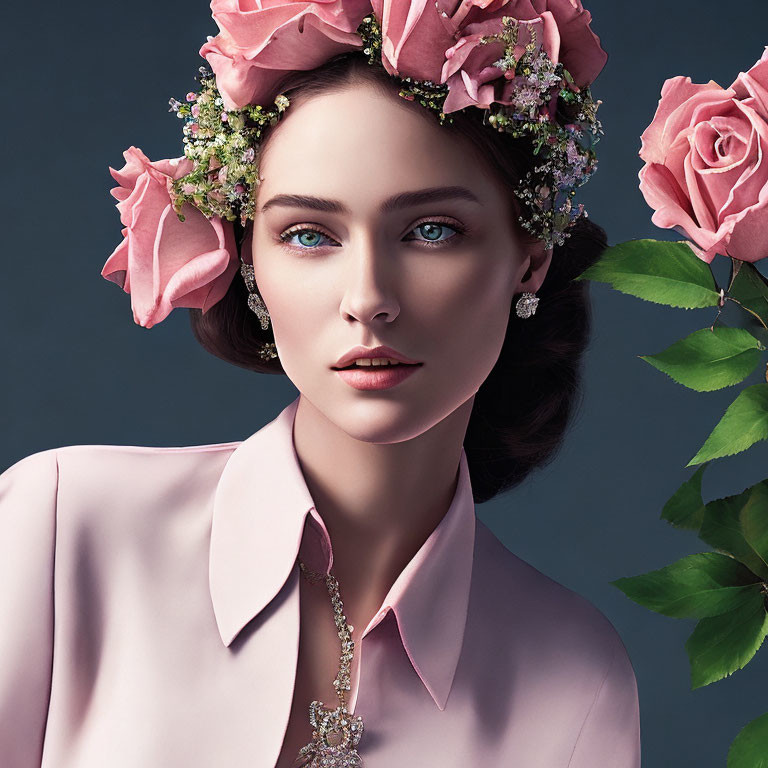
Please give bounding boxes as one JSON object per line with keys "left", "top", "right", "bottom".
{"left": 249, "top": 77, "right": 553, "bottom": 766}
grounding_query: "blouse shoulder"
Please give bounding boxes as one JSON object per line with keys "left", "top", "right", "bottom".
{"left": 473, "top": 519, "right": 641, "bottom": 766}
{"left": 2, "top": 439, "right": 241, "bottom": 475}
{"left": 1, "top": 440, "right": 241, "bottom": 531}
{"left": 473, "top": 517, "right": 635, "bottom": 674}
{"left": 0, "top": 446, "right": 60, "bottom": 486}
{"left": 0, "top": 447, "right": 60, "bottom": 548}
{"left": 0, "top": 449, "right": 60, "bottom": 767}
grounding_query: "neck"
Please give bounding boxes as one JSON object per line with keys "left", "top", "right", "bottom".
{"left": 291, "top": 393, "right": 473, "bottom": 625}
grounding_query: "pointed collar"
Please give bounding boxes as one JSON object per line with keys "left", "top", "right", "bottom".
{"left": 209, "top": 395, "right": 476, "bottom": 711}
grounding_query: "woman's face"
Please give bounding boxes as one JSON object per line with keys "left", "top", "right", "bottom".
{"left": 251, "top": 78, "right": 552, "bottom": 443}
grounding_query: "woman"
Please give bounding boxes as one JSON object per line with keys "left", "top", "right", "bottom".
{"left": 0, "top": 3, "right": 640, "bottom": 767}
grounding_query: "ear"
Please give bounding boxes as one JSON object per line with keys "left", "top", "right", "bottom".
{"left": 515, "top": 239, "right": 553, "bottom": 295}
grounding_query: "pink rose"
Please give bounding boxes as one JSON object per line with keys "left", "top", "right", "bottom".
{"left": 440, "top": 14, "right": 558, "bottom": 113}
{"left": 371, "top": 0, "right": 607, "bottom": 112}
{"left": 638, "top": 46, "right": 768, "bottom": 264}
{"left": 102, "top": 147, "right": 239, "bottom": 328}
{"left": 199, "top": 0, "right": 372, "bottom": 111}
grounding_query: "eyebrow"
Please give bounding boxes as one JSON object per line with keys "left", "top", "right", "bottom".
{"left": 258, "top": 186, "right": 482, "bottom": 215}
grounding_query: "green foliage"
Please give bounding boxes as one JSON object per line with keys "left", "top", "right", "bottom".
{"left": 730, "top": 261, "right": 768, "bottom": 328}
{"left": 573, "top": 239, "right": 721, "bottom": 308}
{"left": 616, "top": 478, "right": 768, "bottom": 691}
{"left": 640, "top": 326, "right": 764, "bottom": 392}
{"left": 688, "top": 384, "right": 768, "bottom": 465}
{"left": 699, "top": 483, "right": 768, "bottom": 581}
{"left": 661, "top": 464, "right": 708, "bottom": 530}
{"left": 728, "top": 711, "right": 768, "bottom": 768}
{"left": 574, "top": 189, "right": 768, "bottom": 761}
{"left": 610, "top": 552, "right": 763, "bottom": 619}
{"left": 685, "top": 589, "right": 768, "bottom": 689}
{"left": 580, "top": 171, "right": 768, "bottom": 765}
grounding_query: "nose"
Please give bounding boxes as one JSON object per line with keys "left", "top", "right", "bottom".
{"left": 338, "top": 236, "right": 400, "bottom": 325}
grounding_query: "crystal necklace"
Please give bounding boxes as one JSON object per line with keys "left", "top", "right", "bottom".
{"left": 291, "top": 558, "right": 365, "bottom": 768}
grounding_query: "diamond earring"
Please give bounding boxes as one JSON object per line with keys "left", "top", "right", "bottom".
{"left": 239, "top": 261, "right": 271, "bottom": 330}
{"left": 239, "top": 260, "right": 279, "bottom": 361}
{"left": 515, "top": 291, "right": 539, "bottom": 319}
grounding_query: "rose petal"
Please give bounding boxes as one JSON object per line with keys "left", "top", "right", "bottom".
{"left": 690, "top": 122, "right": 748, "bottom": 218}
{"left": 683, "top": 137, "right": 719, "bottom": 233}
{"left": 372, "top": 0, "right": 457, "bottom": 79}
{"left": 200, "top": 0, "right": 368, "bottom": 110}
{"left": 639, "top": 77, "right": 728, "bottom": 165}
{"left": 716, "top": 101, "right": 768, "bottom": 222}
{"left": 730, "top": 46, "right": 768, "bottom": 117}
{"left": 101, "top": 232, "right": 130, "bottom": 290}
{"left": 103, "top": 148, "right": 239, "bottom": 327}
{"left": 158, "top": 206, "right": 239, "bottom": 316}
{"left": 726, "top": 190, "right": 768, "bottom": 263}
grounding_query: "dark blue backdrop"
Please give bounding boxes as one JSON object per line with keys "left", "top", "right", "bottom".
{"left": 4, "top": 2, "right": 768, "bottom": 765}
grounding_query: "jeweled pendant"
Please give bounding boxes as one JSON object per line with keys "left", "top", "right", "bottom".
{"left": 292, "top": 700, "right": 364, "bottom": 768}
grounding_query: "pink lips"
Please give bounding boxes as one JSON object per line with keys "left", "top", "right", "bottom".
{"left": 335, "top": 363, "right": 422, "bottom": 391}
{"left": 333, "top": 344, "right": 421, "bottom": 369}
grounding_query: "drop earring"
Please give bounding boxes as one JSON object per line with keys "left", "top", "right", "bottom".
{"left": 239, "top": 261, "right": 271, "bottom": 330}
{"left": 515, "top": 291, "right": 539, "bottom": 318}
{"left": 239, "top": 258, "right": 279, "bottom": 360}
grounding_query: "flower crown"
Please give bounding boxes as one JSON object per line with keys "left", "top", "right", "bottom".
{"left": 102, "top": 0, "right": 607, "bottom": 329}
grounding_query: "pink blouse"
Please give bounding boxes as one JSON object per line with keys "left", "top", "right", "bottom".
{"left": 0, "top": 395, "right": 641, "bottom": 767}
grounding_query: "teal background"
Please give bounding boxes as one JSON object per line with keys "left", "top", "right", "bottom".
{"left": 3, "top": 2, "right": 768, "bottom": 764}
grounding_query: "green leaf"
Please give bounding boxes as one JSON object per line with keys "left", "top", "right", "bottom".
{"left": 685, "top": 587, "right": 768, "bottom": 689}
{"left": 573, "top": 239, "right": 720, "bottom": 309}
{"left": 740, "top": 483, "right": 768, "bottom": 581}
{"left": 700, "top": 482, "right": 768, "bottom": 582}
{"left": 728, "top": 711, "right": 768, "bottom": 768}
{"left": 639, "top": 326, "right": 764, "bottom": 392}
{"left": 610, "top": 552, "right": 763, "bottom": 618}
{"left": 730, "top": 260, "right": 768, "bottom": 328}
{"left": 661, "top": 464, "right": 708, "bottom": 530}
{"left": 688, "top": 383, "right": 768, "bottom": 465}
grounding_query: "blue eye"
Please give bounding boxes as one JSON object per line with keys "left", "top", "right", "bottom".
{"left": 277, "top": 220, "right": 464, "bottom": 251}
{"left": 279, "top": 228, "right": 335, "bottom": 249}
{"left": 406, "top": 222, "right": 460, "bottom": 244}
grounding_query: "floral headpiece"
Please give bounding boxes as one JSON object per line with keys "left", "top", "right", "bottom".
{"left": 102, "top": 0, "right": 607, "bottom": 328}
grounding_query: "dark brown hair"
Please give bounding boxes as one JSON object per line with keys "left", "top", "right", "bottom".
{"left": 189, "top": 53, "right": 607, "bottom": 504}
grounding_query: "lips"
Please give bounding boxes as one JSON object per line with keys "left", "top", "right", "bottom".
{"left": 335, "top": 361, "right": 419, "bottom": 371}
{"left": 333, "top": 345, "right": 422, "bottom": 369}
{"left": 335, "top": 362, "right": 422, "bottom": 391}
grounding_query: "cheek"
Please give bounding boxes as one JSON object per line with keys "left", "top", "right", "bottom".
{"left": 251, "top": 231, "right": 320, "bottom": 348}
{"left": 266, "top": 300, "right": 324, "bottom": 389}
{"left": 254, "top": 259, "right": 342, "bottom": 385}
{"left": 262, "top": 280, "right": 324, "bottom": 353}
{"left": 410, "top": 257, "right": 514, "bottom": 365}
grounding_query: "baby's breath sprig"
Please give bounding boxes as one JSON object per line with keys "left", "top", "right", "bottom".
{"left": 357, "top": 15, "right": 451, "bottom": 123}
{"left": 357, "top": 14, "right": 382, "bottom": 66}
{"left": 168, "top": 66, "right": 290, "bottom": 225}
{"left": 474, "top": 16, "right": 604, "bottom": 247}
{"left": 395, "top": 77, "right": 451, "bottom": 124}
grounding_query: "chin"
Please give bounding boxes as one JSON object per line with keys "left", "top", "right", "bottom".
{"left": 313, "top": 396, "right": 425, "bottom": 444}
{"left": 337, "top": 392, "right": 471, "bottom": 445}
